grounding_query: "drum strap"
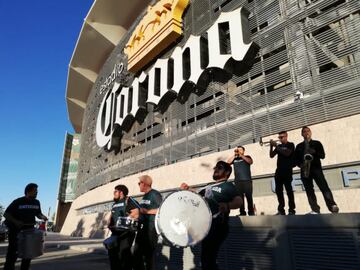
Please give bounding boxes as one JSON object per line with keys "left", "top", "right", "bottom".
{"left": 196, "top": 180, "right": 228, "bottom": 194}
{"left": 197, "top": 181, "right": 229, "bottom": 219}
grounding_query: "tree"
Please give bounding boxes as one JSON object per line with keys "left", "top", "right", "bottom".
{"left": 0, "top": 204, "right": 4, "bottom": 222}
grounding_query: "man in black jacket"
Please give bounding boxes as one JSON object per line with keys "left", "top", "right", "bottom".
{"left": 3, "top": 183, "right": 48, "bottom": 270}
{"left": 294, "top": 126, "right": 339, "bottom": 214}
{"left": 270, "top": 131, "right": 296, "bottom": 215}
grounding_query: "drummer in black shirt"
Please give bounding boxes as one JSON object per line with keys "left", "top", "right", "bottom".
{"left": 3, "top": 183, "right": 47, "bottom": 270}
{"left": 107, "top": 184, "right": 140, "bottom": 270}
{"left": 181, "top": 161, "right": 243, "bottom": 270}
{"left": 269, "top": 131, "right": 296, "bottom": 215}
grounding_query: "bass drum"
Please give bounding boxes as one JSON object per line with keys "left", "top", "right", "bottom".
{"left": 155, "top": 190, "right": 212, "bottom": 247}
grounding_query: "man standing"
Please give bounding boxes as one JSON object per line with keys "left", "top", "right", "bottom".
{"left": 107, "top": 184, "right": 140, "bottom": 270}
{"left": 138, "top": 175, "right": 162, "bottom": 270}
{"left": 180, "top": 161, "right": 242, "bottom": 270}
{"left": 269, "top": 131, "right": 296, "bottom": 215}
{"left": 3, "top": 183, "right": 48, "bottom": 270}
{"left": 294, "top": 126, "right": 339, "bottom": 214}
{"left": 227, "top": 146, "right": 254, "bottom": 215}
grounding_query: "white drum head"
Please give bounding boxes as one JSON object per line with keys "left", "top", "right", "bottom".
{"left": 155, "top": 190, "right": 212, "bottom": 247}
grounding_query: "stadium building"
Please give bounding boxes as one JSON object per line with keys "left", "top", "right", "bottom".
{"left": 57, "top": 0, "right": 360, "bottom": 240}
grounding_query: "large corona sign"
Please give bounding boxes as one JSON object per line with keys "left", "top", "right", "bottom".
{"left": 125, "top": 0, "right": 190, "bottom": 73}
{"left": 96, "top": 6, "right": 259, "bottom": 151}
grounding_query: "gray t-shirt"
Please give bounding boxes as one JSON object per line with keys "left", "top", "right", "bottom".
{"left": 232, "top": 156, "right": 252, "bottom": 181}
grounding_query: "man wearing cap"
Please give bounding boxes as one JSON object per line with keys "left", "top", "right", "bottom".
{"left": 137, "top": 175, "right": 163, "bottom": 270}
{"left": 3, "top": 183, "right": 47, "bottom": 270}
{"left": 180, "top": 161, "right": 243, "bottom": 270}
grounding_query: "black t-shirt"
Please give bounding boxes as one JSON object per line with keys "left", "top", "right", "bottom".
{"left": 199, "top": 181, "right": 238, "bottom": 217}
{"left": 232, "top": 156, "right": 252, "bottom": 181}
{"left": 140, "top": 189, "right": 162, "bottom": 227}
{"left": 274, "top": 142, "right": 295, "bottom": 172}
{"left": 5, "top": 197, "right": 42, "bottom": 230}
{"left": 110, "top": 197, "right": 139, "bottom": 228}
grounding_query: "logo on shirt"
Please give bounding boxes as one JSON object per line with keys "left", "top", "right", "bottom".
{"left": 140, "top": 199, "right": 151, "bottom": 205}
{"left": 212, "top": 187, "right": 222, "bottom": 193}
{"left": 112, "top": 203, "right": 125, "bottom": 208}
{"left": 18, "top": 205, "right": 39, "bottom": 210}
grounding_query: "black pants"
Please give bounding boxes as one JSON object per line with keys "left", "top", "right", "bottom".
{"left": 275, "top": 170, "right": 295, "bottom": 214}
{"left": 235, "top": 180, "right": 254, "bottom": 215}
{"left": 108, "top": 232, "right": 135, "bottom": 270}
{"left": 301, "top": 168, "right": 337, "bottom": 213}
{"left": 135, "top": 225, "right": 158, "bottom": 270}
{"left": 4, "top": 230, "right": 31, "bottom": 270}
{"left": 201, "top": 217, "right": 229, "bottom": 270}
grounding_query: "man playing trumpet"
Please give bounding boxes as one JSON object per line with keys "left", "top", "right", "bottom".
{"left": 294, "top": 126, "right": 339, "bottom": 214}
{"left": 227, "top": 146, "right": 254, "bottom": 216}
{"left": 269, "top": 131, "right": 296, "bottom": 215}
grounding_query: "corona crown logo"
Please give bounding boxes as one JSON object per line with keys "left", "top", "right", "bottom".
{"left": 125, "top": 0, "right": 190, "bottom": 73}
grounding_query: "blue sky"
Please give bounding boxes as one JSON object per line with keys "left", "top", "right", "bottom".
{"left": 0, "top": 0, "right": 93, "bottom": 217}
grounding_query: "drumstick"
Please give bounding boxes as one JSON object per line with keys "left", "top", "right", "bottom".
{"left": 130, "top": 231, "right": 138, "bottom": 254}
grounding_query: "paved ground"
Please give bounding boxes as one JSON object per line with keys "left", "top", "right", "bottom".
{"left": 0, "top": 233, "right": 109, "bottom": 270}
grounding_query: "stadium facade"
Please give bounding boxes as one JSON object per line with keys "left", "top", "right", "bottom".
{"left": 57, "top": 0, "right": 360, "bottom": 236}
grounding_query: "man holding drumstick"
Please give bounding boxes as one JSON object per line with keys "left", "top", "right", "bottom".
{"left": 180, "top": 161, "right": 243, "bottom": 270}
{"left": 106, "top": 184, "right": 140, "bottom": 270}
{"left": 137, "top": 175, "right": 163, "bottom": 270}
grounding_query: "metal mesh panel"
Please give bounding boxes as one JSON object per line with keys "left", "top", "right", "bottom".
{"left": 290, "top": 229, "right": 360, "bottom": 270}
{"left": 76, "top": 0, "right": 360, "bottom": 196}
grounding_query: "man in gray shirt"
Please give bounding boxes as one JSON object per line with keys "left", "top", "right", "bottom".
{"left": 228, "top": 146, "right": 254, "bottom": 215}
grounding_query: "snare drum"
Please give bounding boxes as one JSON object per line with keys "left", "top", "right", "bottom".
{"left": 103, "top": 235, "right": 119, "bottom": 250}
{"left": 114, "top": 216, "right": 139, "bottom": 232}
{"left": 155, "top": 190, "right": 212, "bottom": 247}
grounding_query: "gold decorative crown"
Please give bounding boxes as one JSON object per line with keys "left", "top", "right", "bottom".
{"left": 125, "top": 0, "right": 189, "bottom": 73}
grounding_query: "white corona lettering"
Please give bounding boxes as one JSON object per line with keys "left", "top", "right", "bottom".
{"left": 96, "top": 7, "right": 258, "bottom": 151}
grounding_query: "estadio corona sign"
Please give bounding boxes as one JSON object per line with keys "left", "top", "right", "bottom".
{"left": 96, "top": 4, "right": 258, "bottom": 151}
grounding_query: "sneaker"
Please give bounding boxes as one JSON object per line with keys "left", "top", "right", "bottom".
{"left": 307, "top": 211, "right": 320, "bottom": 215}
{"left": 288, "top": 211, "right": 296, "bottom": 215}
{"left": 331, "top": 205, "right": 339, "bottom": 213}
{"left": 274, "top": 212, "right": 285, "bottom": 216}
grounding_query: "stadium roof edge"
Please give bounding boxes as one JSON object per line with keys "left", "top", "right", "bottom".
{"left": 65, "top": 0, "right": 151, "bottom": 132}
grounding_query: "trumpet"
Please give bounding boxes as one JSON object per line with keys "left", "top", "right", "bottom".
{"left": 259, "top": 138, "right": 280, "bottom": 147}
